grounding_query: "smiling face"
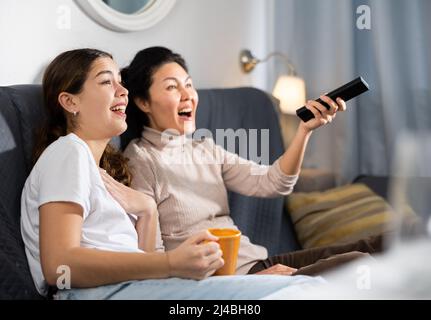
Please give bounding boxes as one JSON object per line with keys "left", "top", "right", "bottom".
{"left": 137, "top": 62, "right": 198, "bottom": 135}
{"left": 64, "top": 57, "right": 129, "bottom": 140}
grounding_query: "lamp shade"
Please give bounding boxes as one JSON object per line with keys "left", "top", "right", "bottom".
{"left": 272, "top": 75, "right": 306, "bottom": 114}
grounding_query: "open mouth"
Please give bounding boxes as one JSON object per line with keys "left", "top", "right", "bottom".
{"left": 177, "top": 108, "right": 193, "bottom": 119}
{"left": 110, "top": 105, "right": 126, "bottom": 118}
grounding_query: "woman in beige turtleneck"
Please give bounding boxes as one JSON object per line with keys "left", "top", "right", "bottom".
{"left": 122, "top": 47, "right": 382, "bottom": 277}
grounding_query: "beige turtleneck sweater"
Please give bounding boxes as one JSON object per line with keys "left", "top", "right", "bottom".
{"left": 123, "top": 127, "right": 298, "bottom": 274}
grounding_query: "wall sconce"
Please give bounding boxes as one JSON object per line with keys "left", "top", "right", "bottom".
{"left": 240, "top": 49, "right": 306, "bottom": 114}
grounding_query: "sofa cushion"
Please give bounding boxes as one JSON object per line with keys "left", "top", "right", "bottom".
{"left": 286, "top": 183, "right": 418, "bottom": 249}
{"left": 0, "top": 85, "right": 44, "bottom": 299}
{"left": 7, "top": 85, "right": 46, "bottom": 169}
{"left": 0, "top": 203, "right": 41, "bottom": 299}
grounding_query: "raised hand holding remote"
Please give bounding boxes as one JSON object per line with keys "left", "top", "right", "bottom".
{"left": 296, "top": 76, "right": 369, "bottom": 122}
{"left": 299, "top": 96, "right": 346, "bottom": 132}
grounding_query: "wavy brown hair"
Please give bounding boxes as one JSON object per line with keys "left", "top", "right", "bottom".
{"left": 33, "top": 48, "right": 131, "bottom": 186}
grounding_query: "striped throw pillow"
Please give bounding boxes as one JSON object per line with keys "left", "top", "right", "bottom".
{"left": 287, "top": 183, "right": 417, "bottom": 249}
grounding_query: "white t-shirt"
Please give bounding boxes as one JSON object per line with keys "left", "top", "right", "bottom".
{"left": 20, "top": 133, "right": 141, "bottom": 296}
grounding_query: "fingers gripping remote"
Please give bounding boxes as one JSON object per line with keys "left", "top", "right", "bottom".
{"left": 296, "top": 76, "right": 369, "bottom": 122}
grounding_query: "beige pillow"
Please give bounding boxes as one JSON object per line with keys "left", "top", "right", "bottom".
{"left": 287, "top": 183, "right": 417, "bottom": 249}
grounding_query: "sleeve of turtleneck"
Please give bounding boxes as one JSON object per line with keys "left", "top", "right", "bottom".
{"left": 215, "top": 141, "right": 299, "bottom": 197}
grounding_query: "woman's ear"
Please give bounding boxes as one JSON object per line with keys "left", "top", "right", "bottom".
{"left": 134, "top": 97, "right": 151, "bottom": 114}
{"left": 58, "top": 92, "right": 79, "bottom": 114}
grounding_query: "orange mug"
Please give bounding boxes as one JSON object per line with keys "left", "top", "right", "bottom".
{"left": 207, "top": 228, "right": 241, "bottom": 276}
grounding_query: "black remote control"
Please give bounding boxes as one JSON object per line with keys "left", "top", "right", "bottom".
{"left": 296, "top": 76, "right": 369, "bottom": 122}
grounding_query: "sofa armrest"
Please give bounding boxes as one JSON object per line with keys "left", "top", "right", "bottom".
{"left": 294, "top": 168, "right": 336, "bottom": 192}
{"left": 352, "top": 175, "right": 390, "bottom": 200}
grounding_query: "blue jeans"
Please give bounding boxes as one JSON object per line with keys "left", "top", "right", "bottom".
{"left": 54, "top": 275, "right": 325, "bottom": 300}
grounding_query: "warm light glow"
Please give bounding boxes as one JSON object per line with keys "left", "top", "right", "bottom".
{"left": 272, "top": 75, "right": 306, "bottom": 114}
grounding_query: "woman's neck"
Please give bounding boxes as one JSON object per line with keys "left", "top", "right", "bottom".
{"left": 72, "top": 131, "right": 110, "bottom": 165}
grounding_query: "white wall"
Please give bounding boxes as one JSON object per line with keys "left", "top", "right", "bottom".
{"left": 0, "top": 0, "right": 273, "bottom": 90}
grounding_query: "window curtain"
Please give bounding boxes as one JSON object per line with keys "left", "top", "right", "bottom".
{"left": 272, "top": 0, "right": 431, "bottom": 183}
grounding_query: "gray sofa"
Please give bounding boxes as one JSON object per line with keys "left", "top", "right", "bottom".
{"left": 0, "top": 85, "right": 303, "bottom": 299}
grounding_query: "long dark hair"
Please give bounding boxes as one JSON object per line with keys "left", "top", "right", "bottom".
{"left": 33, "top": 48, "right": 131, "bottom": 186}
{"left": 120, "top": 47, "right": 188, "bottom": 147}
